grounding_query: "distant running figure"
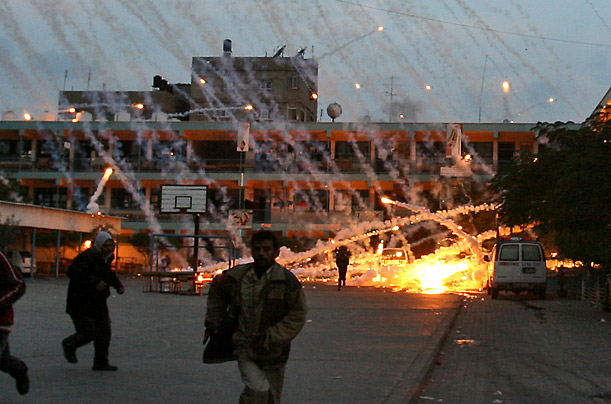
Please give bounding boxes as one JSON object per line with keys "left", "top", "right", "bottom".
{"left": 335, "top": 246, "right": 351, "bottom": 291}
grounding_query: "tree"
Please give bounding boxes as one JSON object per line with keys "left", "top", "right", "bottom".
{"left": 491, "top": 112, "right": 611, "bottom": 267}
{"left": 129, "top": 232, "right": 151, "bottom": 264}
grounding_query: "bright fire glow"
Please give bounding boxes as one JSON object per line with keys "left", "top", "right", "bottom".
{"left": 102, "top": 168, "right": 113, "bottom": 181}
{"left": 502, "top": 81, "right": 510, "bottom": 93}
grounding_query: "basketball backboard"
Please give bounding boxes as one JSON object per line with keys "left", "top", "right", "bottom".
{"left": 160, "top": 185, "right": 208, "bottom": 214}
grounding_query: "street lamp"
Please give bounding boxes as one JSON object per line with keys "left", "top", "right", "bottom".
{"left": 502, "top": 81, "right": 510, "bottom": 93}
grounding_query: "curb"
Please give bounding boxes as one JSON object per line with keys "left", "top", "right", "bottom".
{"left": 382, "top": 296, "right": 464, "bottom": 404}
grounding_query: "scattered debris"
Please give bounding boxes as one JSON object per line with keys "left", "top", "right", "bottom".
{"left": 455, "top": 339, "right": 478, "bottom": 347}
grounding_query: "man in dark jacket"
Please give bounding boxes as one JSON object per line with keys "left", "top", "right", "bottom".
{"left": 205, "top": 230, "right": 307, "bottom": 404}
{"left": 0, "top": 249, "right": 29, "bottom": 395}
{"left": 62, "top": 231, "right": 125, "bottom": 371}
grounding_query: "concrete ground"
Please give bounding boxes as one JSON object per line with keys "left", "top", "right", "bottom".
{"left": 1, "top": 277, "right": 461, "bottom": 404}
{"left": 415, "top": 292, "right": 611, "bottom": 404}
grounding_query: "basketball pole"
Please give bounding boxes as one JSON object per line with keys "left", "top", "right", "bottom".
{"left": 193, "top": 213, "right": 200, "bottom": 272}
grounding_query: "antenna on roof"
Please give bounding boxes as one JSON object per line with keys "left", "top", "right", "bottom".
{"left": 272, "top": 45, "right": 286, "bottom": 58}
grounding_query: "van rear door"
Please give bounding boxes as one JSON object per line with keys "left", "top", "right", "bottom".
{"left": 495, "top": 243, "right": 545, "bottom": 285}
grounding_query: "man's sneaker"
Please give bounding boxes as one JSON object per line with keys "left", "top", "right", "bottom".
{"left": 92, "top": 364, "right": 118, "bottom": 371}
{"left": 62, "top": 340, "right": 77, "bottom": 363}
{"left": 15, "top": 373, "right": 29, "bottom": 395}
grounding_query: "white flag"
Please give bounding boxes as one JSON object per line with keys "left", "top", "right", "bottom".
{"left": 237, "top": 122, "right": 250, "bottom": 152}
{"left": 446, "top": 123, "right": 461, "bottom": 159}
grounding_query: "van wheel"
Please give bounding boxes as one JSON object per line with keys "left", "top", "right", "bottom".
{"left": 491, "top": 287, "right": 499, "bottom": 299}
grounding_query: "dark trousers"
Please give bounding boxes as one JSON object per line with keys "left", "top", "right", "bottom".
{"left": 337, "top": 266, "right": 347, "bottom": 288}
{"left": 63, "top": 314, "right": 112, "bottom": 365}
{"left": 0, "top": 332, "right": 27, "bottom": 379}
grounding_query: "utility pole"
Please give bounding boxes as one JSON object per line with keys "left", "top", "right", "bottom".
{"left": 478, "top": 55, "right": 488, "bottom": 123}
{"left": 386, "top": 76, "right": 400, "bottom": 122}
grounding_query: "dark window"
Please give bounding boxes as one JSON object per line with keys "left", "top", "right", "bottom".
{"left": 522, "top": 245, "right": 542, "bottom": 261}
{"left": 499, "top": 245, "right": 519, "bottom": 261}
{"left": 498, "top": 142, "right": 515, "bottom": 162}
{"left": 287, "top": 75, "right": 299, "bottom": 89}
{"left": 294, "top": 189, "right": 329, "bottom": 212}
{"left": 335, "top": 141, "right": 371, "bottom": 160}
{"left": 111, "top": 188, "right": 138, "bottom": 209}
{"left": 35, "top": 188, "right": 67, "bottom": 208}
{"left": 416, "top": 141, "right": 444, "bottom": 157}
{"left": 470, "top": 142, "right": 493, "bottom": 162}
{"left": 287, "top": 107, "right": 297, "bottom": 121}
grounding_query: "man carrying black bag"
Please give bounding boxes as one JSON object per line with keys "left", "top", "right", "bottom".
{"left": 204, "top": 230, "right": 307, "bottom": 404}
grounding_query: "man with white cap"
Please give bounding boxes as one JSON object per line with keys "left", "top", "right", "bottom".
{"left": 62, "top": 231, "right": 125, "bottom": 371}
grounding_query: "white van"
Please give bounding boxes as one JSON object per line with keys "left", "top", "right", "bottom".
{"left": 485, "top": 238, "right": 547, "bottom": 299}
{"left": 10, "top": 250, "right": 36, "bottom": 277}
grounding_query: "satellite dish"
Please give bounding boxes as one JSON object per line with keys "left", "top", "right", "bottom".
{"left": 327, "top": 103, "right": 342, "bottom": 122}
{"left": 296, "top": 47, "right": 306, "bottom": 57}
{"left": 272, "top": 45, "right": 286, "bottom": 58}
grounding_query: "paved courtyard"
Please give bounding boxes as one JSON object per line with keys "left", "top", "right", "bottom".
{"left": 2, "top": 277, "right": 461, "bottom": 404}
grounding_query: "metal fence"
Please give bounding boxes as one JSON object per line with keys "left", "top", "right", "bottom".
{"left": 560, "top": 267, "right": 610, "bottom": 309}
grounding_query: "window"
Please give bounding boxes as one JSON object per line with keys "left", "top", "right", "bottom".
{"left": 294, "top": 189, "right": 329, "bottom": 212}
{"left": 498, "top": 142, "right": 515, "bottom": 162}
{"left": 115, "top": 140, "right": 144, "bottom": 162}
{"left": 287, "top": 106, "right": 297, "bottom": 121}
{"left": 259, "top": 108, "right": 271, "bottom": 121}
{"left": 111, "top": 188, "right": 138, "bottom": 209}
{"left": 259, "top": 79, "right": 273, "bottom": 89}
{"left": 499, "top": 245, "right": 519, "bottom": 261}
{"left": 334, "top": 190, "right": 351, "bottom": 211}
{"left": 375, "top": 140, "right": 395, "bottom": 160}
{"left": 287, "top": 74, "right": 299, "bottom": 89}
{"left": 352, "top": 190, "right": 370, "bottom": 210}
{"left": 470, "top": 142, "right": 493, "bottom": 162}
{"left": 0, "top": 139, "right": 18, "bottom": 156}
{"left": 335, "top": 141, "right": 371, "bottom": 160}
{"left": 416, "top": 141, "right": 444, "bottom": 157}
{"left": 522, "top": 245, "right": 542, "bottom": 261}
{"left": 35, "top": 188, "right": 67, "bottom": 208}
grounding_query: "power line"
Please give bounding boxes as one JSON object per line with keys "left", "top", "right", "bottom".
{"left": 335, "top": 0, "right": 611, "bottom": 48}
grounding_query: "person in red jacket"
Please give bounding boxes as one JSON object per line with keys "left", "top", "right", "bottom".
{"left": 0, "top": 249, "right": 29, "bottom": 395}
{"left": 62, "top": 231, "right": 125, "bottom": 371}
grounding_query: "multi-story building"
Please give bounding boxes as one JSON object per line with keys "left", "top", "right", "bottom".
{"left": 0, "top": 118, "right": 553, "bottom": 241}
{"left": 58, "top": 40, "right": 318, "bottom": 124}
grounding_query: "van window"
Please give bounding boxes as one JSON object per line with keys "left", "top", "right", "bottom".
{"left": 522, "top": 245, "right": 542, "bottom": 261}
{"left": 499, "top": 245, "right": 519, "bottom": 261}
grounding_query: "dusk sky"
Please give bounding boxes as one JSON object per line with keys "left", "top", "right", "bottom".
{"left": 0, "top": 0, "right": 609, "bottom": 123}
